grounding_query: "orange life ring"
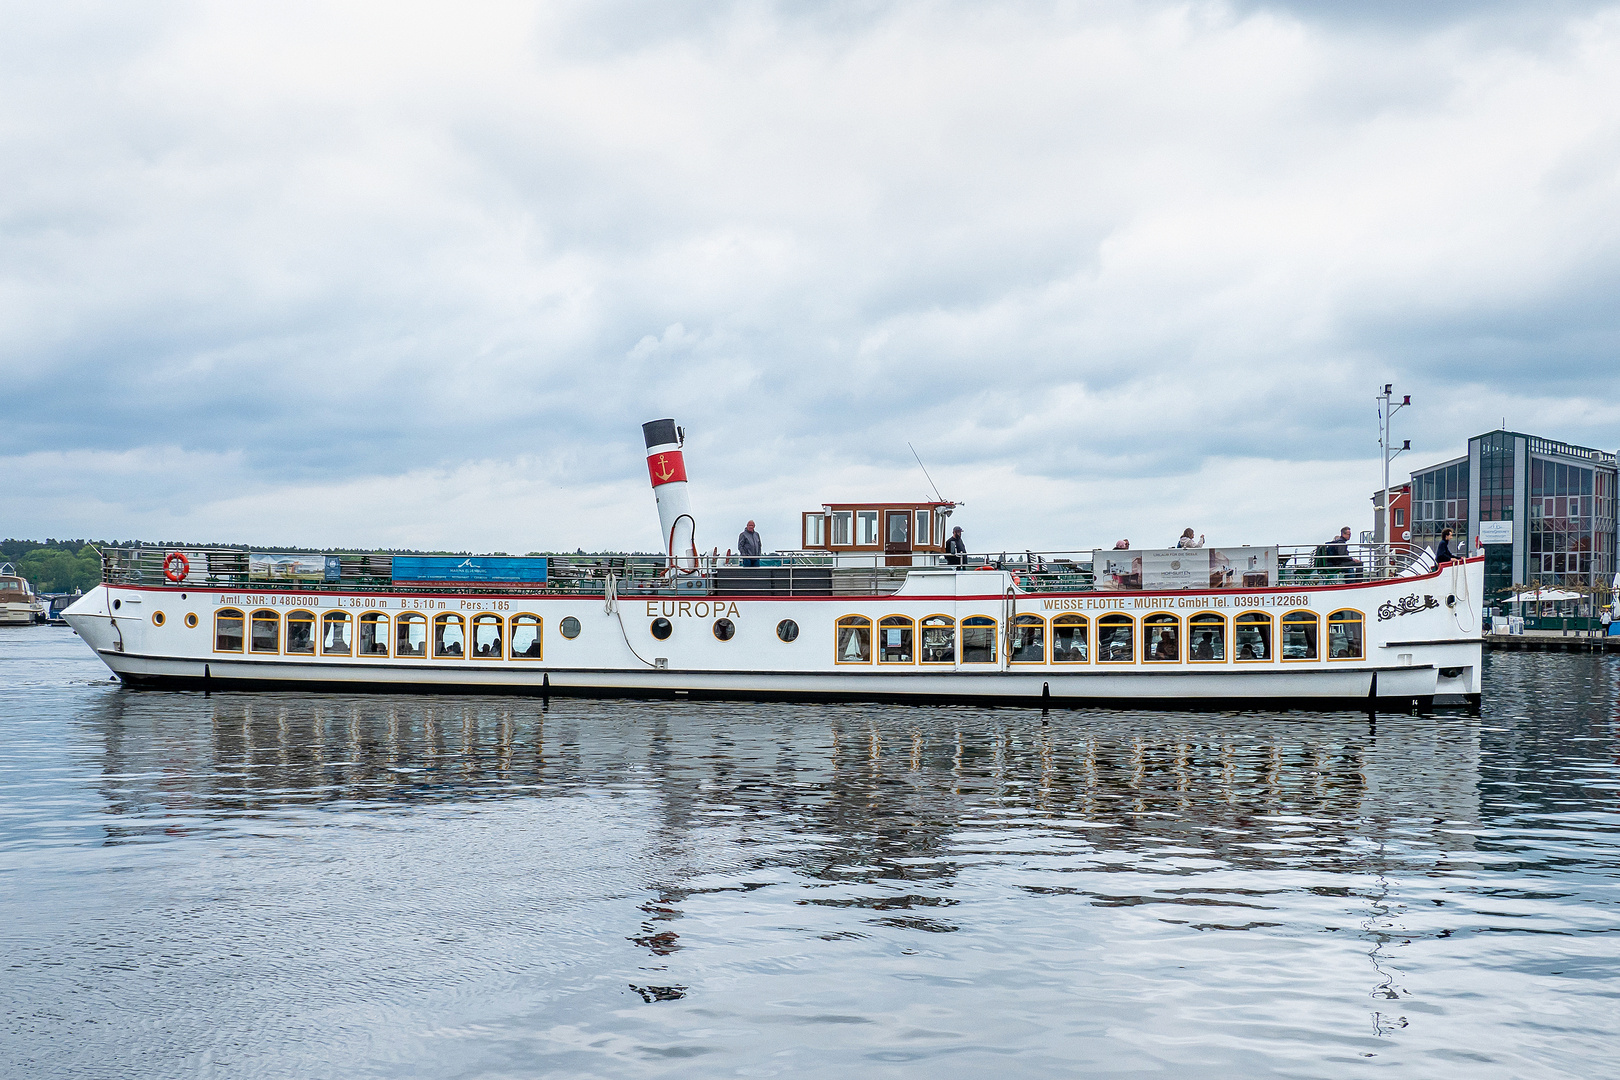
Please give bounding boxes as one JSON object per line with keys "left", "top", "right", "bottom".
{"left": 163, "top": 551, "right": 189, "bottom": 582}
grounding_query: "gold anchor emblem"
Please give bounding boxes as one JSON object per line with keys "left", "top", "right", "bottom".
{"left": 654, "top": 454, "right": 676, "bottom": 482}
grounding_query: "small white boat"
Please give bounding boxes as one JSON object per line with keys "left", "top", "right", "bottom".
{"left": 65, "top": 420, "right": 1483, "bottom": 711}
{"left": 0, "top": 564, "right": 47, "bottom": 626}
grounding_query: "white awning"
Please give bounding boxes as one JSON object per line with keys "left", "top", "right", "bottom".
{"left": 1506, "top": 589, "right": 1583, "bottom": 603}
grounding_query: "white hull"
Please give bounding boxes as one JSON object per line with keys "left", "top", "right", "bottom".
{"left": 66, "top": 562, "right": 1485, "bottom": 710}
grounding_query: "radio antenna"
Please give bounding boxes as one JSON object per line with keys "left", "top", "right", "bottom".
{"left": 909, "top": 442, "right": 946, "bottom": 503}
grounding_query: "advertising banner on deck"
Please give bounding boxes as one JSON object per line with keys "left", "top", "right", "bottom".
{"left": 1093, "top": 546, "right": 1277, "bottom": 590}
{"left": 390, "top": 556, "right": 548, "bottom": 584}
{"left": 250, "top": 554, "right": 340, "bottom": 583}
{"left": 1208, "top": 546, "right": 1276, "bottom": 589}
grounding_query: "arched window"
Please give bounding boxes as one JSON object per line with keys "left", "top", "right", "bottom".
{"left": 1234, "top": 612, "right": 1272, "bottom": 661}
{"left": 321, "top": 611, "right": 350, "bottom": 656}
{"left": 878, "top": 615, "right": 914, "bottom": 663}
{"left": 1143, "top": 613, "right": 1179, "bottom": 662}
{"left": 1052, "top": 615, "right": 1088, "bottom": 663}
{"left": 1097, "top": 614, "right": 1134, "bottom": 663}
{"left": 836, "top": 615, "right": 872, "bottom": 663}
{"left": 1010, "top": 614, "right": 1045, "bottom": 663}
{"left": 1188, "top": 613, "right": 1225, "bottom": 662}
{"left": 434, "top": 613, "right": 466, "bottom": 658}
{"left": 471, "top": 613, "right": 503, "bottom": 658}
{"left": 396, "top": 612, "right": 427, "bottom": 658}
{"left": 510, "top": 614, "right": 542, "bottom": 659}
{"left": 1327, "top": 610, "right": 1363, "bottom": 660}
{"left": 358, "top": 612, "right": 390, "bottom": 656}
{"left": 286, "top": 610, "right": 316, "bottom": 654}
{"left": 250, "top": 609, "right": 280, "bottom": 653}
{"left": 920, "top": 615, "right": 955, "bottom": 663}
{"left": 961, "top": 616, "right": 997, "bottom": 663}
{"left": 215, "top": 608, "right": 244, "bottom": 653}
{"left": 1281, "top": 610, "right": 1318, "bottom": 660}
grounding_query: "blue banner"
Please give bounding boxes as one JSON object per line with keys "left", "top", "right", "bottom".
{"left": 390, "top": 556, "right": 548, "bottom": 583}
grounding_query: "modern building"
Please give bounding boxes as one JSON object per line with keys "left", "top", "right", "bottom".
{"left": 1405, "top": 430, "right": 1617, "bottom": 605}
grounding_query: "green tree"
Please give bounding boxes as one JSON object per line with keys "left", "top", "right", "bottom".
{"left": 14, "top": 546, "right": 101, "bottom": 593}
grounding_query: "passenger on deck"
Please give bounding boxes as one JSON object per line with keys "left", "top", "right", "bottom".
{"left": 945, "top": 527, "right": 967, "bottom": 566}
{"left": 1176, "top": 529, "right": 1205, "bottom": 548}
{"left": 737, "top": 521, "right": 763, "bottom": 568}
{"left": 1323, "top": 527, "right": 1363, "bottom": 579}
{"left": 1434, "top": 528, "right": 1457, "bottom": 564}
{"left": 1113, "top": 539, "right": 1130, "bottom": 550}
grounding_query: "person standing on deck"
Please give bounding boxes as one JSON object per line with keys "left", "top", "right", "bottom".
{"left": 737, "top": 521, "right": 763, "bottom": 567}
{"left": 944, "top": 526, "right": 968, "bottom": 566}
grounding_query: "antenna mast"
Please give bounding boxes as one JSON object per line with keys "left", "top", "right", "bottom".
{"left": 909, "top": 442, "right": 945, "bottom": 503}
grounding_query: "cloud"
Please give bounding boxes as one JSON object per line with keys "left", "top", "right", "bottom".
{"left": 3, "top": 1, "right": 1620, "bottom": 553}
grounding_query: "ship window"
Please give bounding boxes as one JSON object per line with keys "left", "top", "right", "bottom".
{"left": 471, "top": 613, "right": 502, "bottom": 657}
{"left": 1281, "top": 611, "right": 1318, "bottom": 660}
{"left": 322, "top": 611, "right": 351, "bottom": 656}
{"left": 776, "top": 619, "right": 799, "bottom": 642}
{"left": 1188, "top": 613, "right": 1225, "bottom": 661}
{"left": 152, "top": 611, "right": 166, "bottom": 627}
{"left": 935, "top": 515, "right": 948, "bottom": 547}
{"left": 916, "top": 510, "right": 930, "bottom": 547}
{"left": 286, "top": 610, "right": 317, "bottom": 654}
{"left": 879, "top": 615, "right": 914, "bottom": 663}
{"left": 215, "top": 608, "right": 244, "bottom": 652}
{"left": 651, "top": 617, "right": 673, "bottom": 641}
{"left": 560, "top": 616, "right": 581, "bottom": 639}
{"left": 1097, "top": 614, "right": 1134, "bottom": 663}
{"left": 830, "top": 512, "right": 852, "bottom": 546}
{"left": 184, "top": 612, "right": 199, "bottom": 629}
{"left": 1234, "top": 612, "right": 1271, "bottom": 661}
{"left": 803, "top": 513, "right": 826, "bottom": 549}
{"left": 250, "top": 609, "right": 279, "bottom": 653}
{"left": 1052, "top": 615, "right": 1088, "bottom": 662}
{"left": 713, "top": 617, "right": 735, "bottom": 641}
{"left": 357, "top": 612, "right": 388, "bottom": 656}
{"left": 836, "top": 615, "right": 872, "bottom": 663}
{"left": 920, "top": 614, "right": 955, "bottom": 663}
{"left": 1010, "top": 614, "right": 1045, "bottom": 663}
{"left": 396, "top": 613, "right": 427, "bottom": 657}
{"left": 1327, "top": 610, "right": 1363, "bottom": 660}
{"left": 857, "top": 511, "right": 879, "bottom": 546}
{"left": 433, "top": 613, "right": 465, "bottom": 658}
{"left": 1143, "top": 613, "right": 1179, "bottom": 663}
{"left": 961, "top": 615, "right": 997, "bottom": 663}
{"left": 511, "top": 614, "right": 542, "bottom": 658}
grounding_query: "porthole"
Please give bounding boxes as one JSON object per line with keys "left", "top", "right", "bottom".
{"left": 713, "top": 618, "right": 735, "bottom": 641}
{"left": 776, "top": 619, "right": 799, "bottom": 643}
{"left": 184, "top": 612, "right": 199, "bottom": 629}
{"left": 151, "top": 611, "right": 166, "bottom": 627}
{"left": 112, "top": 599, "right": 121, "bottom": 611}
{"left": 651, "top": 617, "right": 673, "bottom": 640}
{"left": 560, "top": 616, "right": 581, "bottom": 639}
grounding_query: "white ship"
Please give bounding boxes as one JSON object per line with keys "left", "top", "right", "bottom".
{"left": 0, "top": 563, "right": 47, "bottom": 626}
{"left": 65, "top": 420, "right": 1484, "bottom": 711}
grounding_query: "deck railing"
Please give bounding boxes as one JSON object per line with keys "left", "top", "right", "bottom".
{"left": 98, "top": 542, "right": 1440, "bottom": 598}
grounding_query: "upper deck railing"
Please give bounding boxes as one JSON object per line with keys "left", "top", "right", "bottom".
{"left": 99, "top": 543, "right": 1440, "bottom": 598}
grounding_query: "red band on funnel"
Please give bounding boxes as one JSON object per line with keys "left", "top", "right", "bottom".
{"left": 647, "top": 450, "right": 688, "bottom": 487}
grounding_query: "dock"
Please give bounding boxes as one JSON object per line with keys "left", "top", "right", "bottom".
{"left": 1487, "top": 632, "right": 1620, "bottom": 653}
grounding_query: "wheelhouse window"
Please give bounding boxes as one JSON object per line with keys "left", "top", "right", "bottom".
{"left": 803, "top": 513, "right": 826, "bottom": 548}
{"left": 1234, "top": 612, "right": 1271, "bottom": 661}
{"left": 249, "top": 609, "right": 279, "bottom": 653}
{"left": 920, "top": 615, "right": 955, "bottom": 663}
{"left": 1052, "top": 615, "right": 1088, "bottom": 662}
{"left": 511, "top": 614, "right": 542, "bottom": 658}
{"left": 1143, "top": 613, "right": 1179, "bottom": 662}
{"left": 1281, "top": 611, "right": 1318, "bottom": 660}
{"left": 857, "top": 511, "right": 879, "bottom": 546}
{"left": 1097, "top": 614, "right": 1134, "bottom": 663}
{"left": 915, "top": 510, "right": 930, "bottom": 547}
{"left": 878, "top": 615, "right": 914, "bottom": 663}
{"left": 1011, "top": 614, "right": 1045, "bottom": 663}
{"left": 434, "top": 613, "right": 466, "bottom": 658}
{"left": 836, "top": 615, "right": 872, "bottom": 663}
{"left": 1188, "top": 613, "right": 1225, "bottom": 661}
{"left": 321, "top": 611, "right": 351, "bottom": 656}
{"left": 472, "top": 613, "right": 503, "bottom": 658}
{"left": 358, "top": 612, "right": 389, "bottom": 656}
{"left": 831, "top": 511, "right": 853, "bottom": 546}
{"left": 396, "top": 613, "right": 427, "bottom": 657}
{"left": 286, "top": 610, "right": 316, "bottom": 654}
{"left": 1327, "top": 610, "right": 1363, "bottom": 659}
{"left": 961, "top": 616, "right": 997, "bottom": 663}
{"left": 215, "top": 608, "right": 244, "bottom": 652}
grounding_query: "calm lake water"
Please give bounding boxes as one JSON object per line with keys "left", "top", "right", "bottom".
{"left": 2, "top": 626, "right": 1618, "bottom": 1079}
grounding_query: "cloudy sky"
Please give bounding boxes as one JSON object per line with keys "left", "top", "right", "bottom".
{"left": 4, "top": 0, "right": 1620, "bottom": 555}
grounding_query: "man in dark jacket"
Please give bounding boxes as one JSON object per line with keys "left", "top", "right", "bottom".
{"left": 944, "top": 526, "right": 967, "bottom": 566}
{"left": 1323, "top": 526, "right": 1363, "bottom": 579}
{"left": 737, "top": 521, "right": 763, "bottom": 567}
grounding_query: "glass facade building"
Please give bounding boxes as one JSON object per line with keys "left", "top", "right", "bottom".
{"left": 1408, "top": 430, "right": 1617, "bottom": 606}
